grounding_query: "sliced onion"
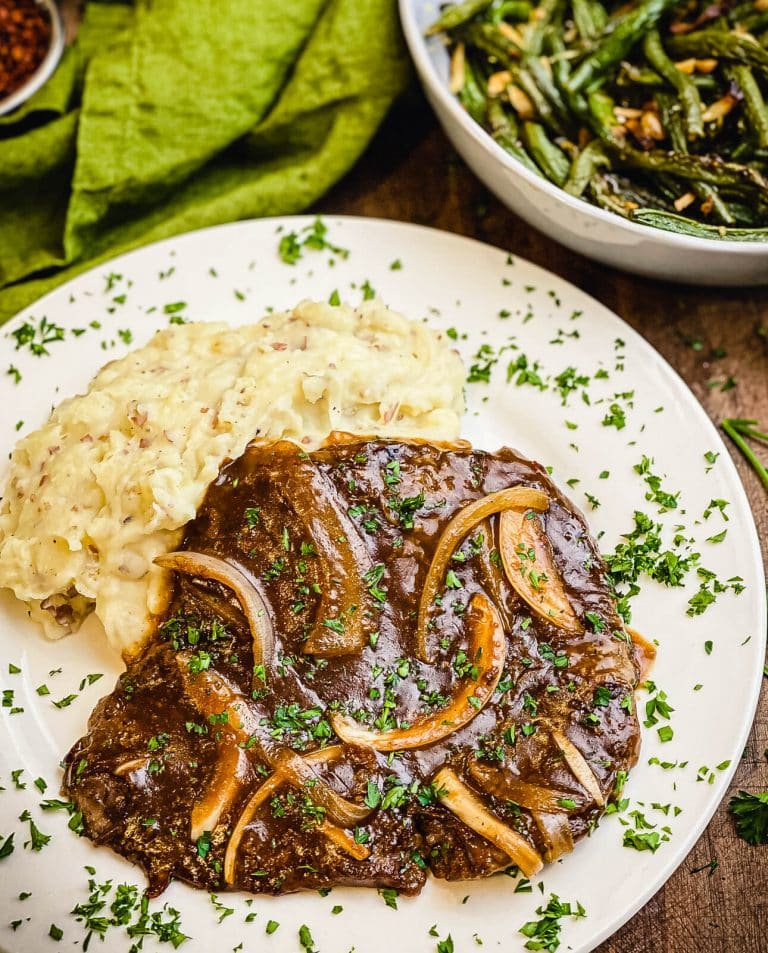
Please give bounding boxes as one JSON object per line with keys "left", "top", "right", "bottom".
{"left": 223, "top": 772, "right": 284, "bottom": 884}
{"left": 433, "top": 766, "right": 543, "bottom": 878}
{"left": 272, "top": 748, "right": 373, "bottom": 827}
{"left": 474, "top": 518, "right": 512, "bottom": 627}
{"left": 469, "top": 761, "right": 584, "bottom": 813}
{"left": 551, "top": 730, "right": 605, "bottom": 807}
{"left": 223, "top": 746, "right": 345, "bottom": 884}
{"left": 177, "top": 653, "right": 266, "bottom": 843}
{"left": 271, "top": 449, "right": 370, "bottom": 657}
{"left": 531, "top": 810, "right": 574, "bottom": 863}
{"left": 627, "top": 627, "right": 656, "bottom": 681}
{"left": 156, "top": 551, "right": 274, "bottom": 672}
{"left": 190, "top": 743, "right": 248, "bottom": 841}
{"left": 498, "top": 508, "right": 582, "bottom": 633}
{"left": 114, "top": 756, "right": 148, "bottom": 777}
{"left": 331, "top": 592, "right": 506, "bottom": 751}
{"left": 319, "top": 820, "right": 371, "bottom": 861}
{"left": 417, "top": 487, "right": 549, "bottom": 661}
{"left": 175, "top": 653, "right": 262, "bottom": 744}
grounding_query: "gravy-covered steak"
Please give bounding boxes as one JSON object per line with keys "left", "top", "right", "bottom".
{"left": 64, "top": 436, "right": 644, "bottom": 897}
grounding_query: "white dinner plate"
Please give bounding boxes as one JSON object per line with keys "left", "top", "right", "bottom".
{"left": 0, "top": 217, "right": 764, "bottom": 953}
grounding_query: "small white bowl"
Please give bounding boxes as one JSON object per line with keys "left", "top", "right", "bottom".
{"left": 0, "top": 0, "right": 65, "bottom": 117}
{"left": 400, "top": 0, "right": 768, "bottom": 286}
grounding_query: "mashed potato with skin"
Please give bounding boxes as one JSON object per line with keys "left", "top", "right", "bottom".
{"left": 0, "top": 299, "right": 465, "bottom": 658}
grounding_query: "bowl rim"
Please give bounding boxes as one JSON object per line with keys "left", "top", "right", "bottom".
{"left": 0, "top": 0, "right": 65, "bottom": 117}
{"left": 399, "top": 0, "right": 768, "bottom": 256}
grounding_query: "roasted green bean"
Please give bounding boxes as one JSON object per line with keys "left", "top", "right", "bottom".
{"left": 521, "top": 121, "right": 571, "bottom": 183}
{"left": 666, "top": 31, "right": 768, "bottom": 76}
{"left": 643, "top": 28, "right": 703, "bottom": 138}
{"left": 425, "top": 0, "right": 493, "bottom": 35}
{"left": 631, "top": 208, "right": 768, "bottom": 240}
{"left": 568, "top": 0, "right": 678, "bottom": 92}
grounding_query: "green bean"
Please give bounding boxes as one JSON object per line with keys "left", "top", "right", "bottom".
{"left": 586, "top": 89, "right": 617, "bottom": 139}
{"left": 727, "top": 1, "right": 756, "bottom": 19}
{"left": 564, "top": 139, "right": 610, "bottom": 195}
{"left": 524, "top": 54, "right": 572, "bottom": 122}
{"left": 724, "top": 63, "right": 768, "bottom": 150}
{"left": 666, "top": 31, "right": 768, "bottom": 76}
{"left": 458, "top": 21, "right": 521, "bottom": 62}
{"left": 589, "top": 172, "right": 672, "bottom": 215}
{"left": 631, "top": 208, "right": 768, "bottom": 240}
{"left": 615, "top": 63, "right": 719, "bottom": 91}
{"left": 491, "top": 0, "right": 533, "bottom": 22}
{"left": 459, "top": 55, "right": 488, "bottom": 124}
{"left": 643, "top": 28, "right": 704, "bottom": 138}
{"left": 568, "top": 0, "right": 679, "bottom": 92}
{"left": 548, "top": 29, "right": 592, "bottom": 122}
{"left": 612, "top": 145, "right": 768, "bottom": 193}
{"left": 515, "top": 64, "right": 563, "bottom": 132}
{"left": 425, "top": 0, "right": 494, "bottom": 35}
{"left": 487, "top": 98, "right": 545, "bottom": 174}
{"left": 572, "top": 0, "right": 607, "bottom": 41}
{"left": 737, "top": 10, "right": 768, "bottom": 34}
{"left": 521, "top": 121, "right": 571, "bottom": 183}
{"left": 524, "top": 0, "right": 563, "bottom": 55}
{"left": 656, "top": 92, "right": 735, "bottom": 224}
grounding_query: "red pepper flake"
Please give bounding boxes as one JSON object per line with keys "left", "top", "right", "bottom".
{"left": 0, "top": 0, "right": 52, "bottom": 100}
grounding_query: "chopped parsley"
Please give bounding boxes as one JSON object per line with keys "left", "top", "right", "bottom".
{"left": 518, "top": 894, "right": 586, "bottom": 951}
{"left": 729, "top": 791, "right": 768, "bottom": 845}
{"left": 378, "top": 887, "right": 399, "bottom": 910}
{"left": 278, "top": 218, "right": 349, "bottom": 265}
{"left": 298, "top": 924, "right": 317, "bottom": 953}
{"left": 10, "top": 316, "right": 65, "bottom": 356}
{"left": 0, "top": 832, "right": 14, "bottom": 861}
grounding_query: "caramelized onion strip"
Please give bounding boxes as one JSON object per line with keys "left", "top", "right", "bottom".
{"left": 177, "top": 656, "right": 368, "bottom": 830}
{"left": 531, "top": 810, "right": 574, "bottom": 863}
{"left": 331, "top": 593, "right": 505, "bottom": 751}
{"left": 319, "top": 820, "right": 372, "bottom": 861}
{"left": 272, "top": 748, "right": 373, "bottom": 828}
{"left": 273, "top": 449, "right": 370, "bottom": 657}
{"left": 223, "top": 746, "right": 347, "bottom": 884}
{"left": 551, "top": 730, "right": 605, "bottom": 807}
{"left": 156, "top": 551, "right": 274, "bottom": 671}
{"left": 417, "top": 487, "right": 549, "bottom": 661}
{"left": 433, "top": 766, "right": 543, "bottom": 878}
{"left": 469, "top": 761, "right": 584, "bottom": 813}
{"left": 190, "top": 744, "right": 248, "bottom": 841}
{"left": 177, "top": 656, "right": 265, "bottom": 843}
{"left": 627, "top": 627, "right": 656, "bottom": 681}
{"left": 175, "top": 655, "right": 262, "bottom": 743}
{"left": 113, "top": 756, "right": 148, "bottom": 777}
{"left": 498, "top": 508, "right": 582, "bottom": 633}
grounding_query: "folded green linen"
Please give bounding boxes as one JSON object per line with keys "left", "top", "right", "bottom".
{"left": 0, "top": 0, "right": 409, "bottom": 322}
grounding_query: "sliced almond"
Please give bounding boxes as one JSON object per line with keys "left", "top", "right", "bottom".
{"left": 508, "top": 85, "right": 535, "bottom": 120}
{"left": 674, "top": 191, "right": 697, "bottom": 212}
{"left": 487, "top": 70, "right": 512, "bottom": 97}
{"left": 450, "top": 43, "right": 465, "bottom": 95}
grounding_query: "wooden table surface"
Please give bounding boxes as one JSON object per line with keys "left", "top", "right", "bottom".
{"left": 316, "top": 92, "right": 768, "bottom": 953}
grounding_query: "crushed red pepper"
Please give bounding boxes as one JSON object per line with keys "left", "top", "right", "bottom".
{"left": 0, "top": 0, "right": 52, "bottom": 101}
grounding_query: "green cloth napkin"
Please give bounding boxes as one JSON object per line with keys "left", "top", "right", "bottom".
{"left": 0, "top": 0, "right": 409, "bottom": 322}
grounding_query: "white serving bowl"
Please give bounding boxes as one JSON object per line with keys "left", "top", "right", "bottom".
{"left": 400, "top": 0, "right": 768, "bottom": 286}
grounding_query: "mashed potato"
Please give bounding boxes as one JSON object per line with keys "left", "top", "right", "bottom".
{"left": 0, "top": 299, "right": 465, "bottom": 658}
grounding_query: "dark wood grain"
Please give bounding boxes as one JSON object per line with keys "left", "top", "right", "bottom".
{"left": 315, "top": 92, "right": 768, "bottom": 953}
